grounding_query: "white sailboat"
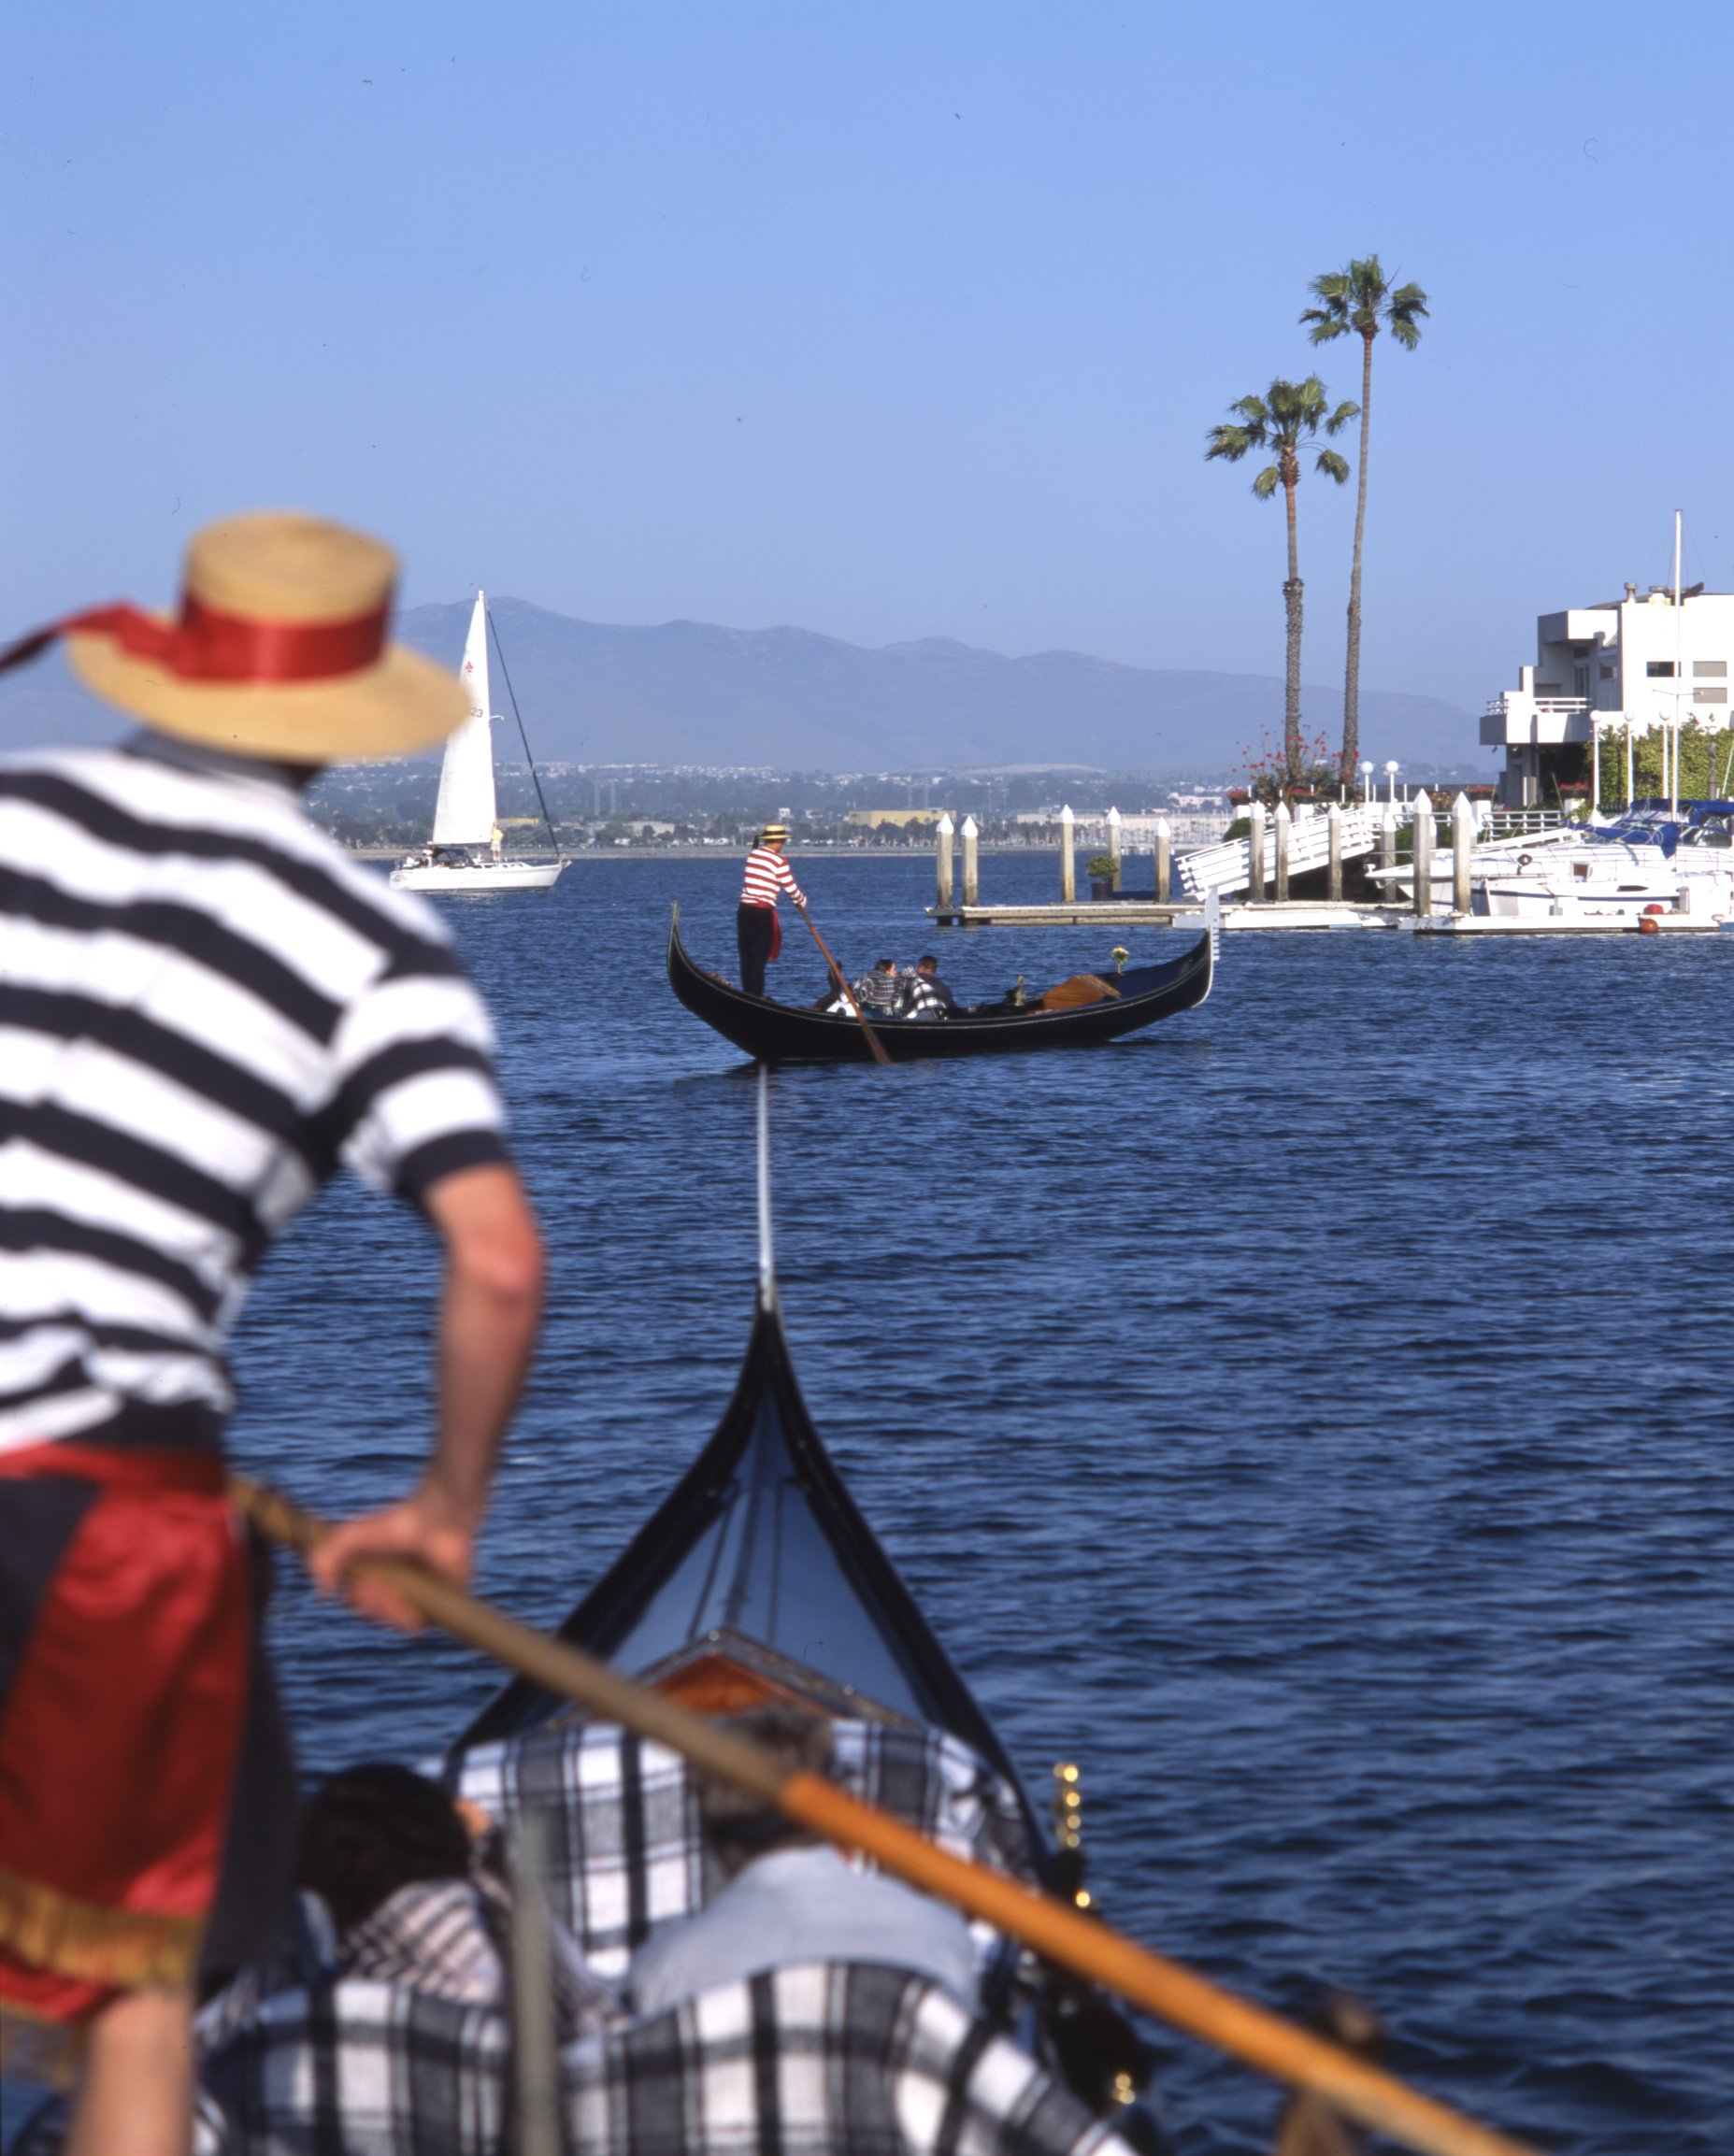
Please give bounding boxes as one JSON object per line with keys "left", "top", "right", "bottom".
{"left": 390, "top": 592, "right": 565, "bottom": 892}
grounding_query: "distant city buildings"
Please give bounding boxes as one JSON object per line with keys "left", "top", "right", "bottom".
{"left": 309, "top": 763, "right": 1238, "bottom": 851}
{"left": 1484, "top": 582, "right": 1734, "bottom": 805}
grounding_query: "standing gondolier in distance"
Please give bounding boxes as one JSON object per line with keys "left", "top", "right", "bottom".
{"left": 0, "top": 513, "right": 543, "bottom": 2156}
{"left": 737, "top": 823, "right": 807, "bottom": 999}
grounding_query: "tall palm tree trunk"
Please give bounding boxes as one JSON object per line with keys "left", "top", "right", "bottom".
{"left": 1341, "top": 330, "right": 1375, "bottom": 782}
{"left": 1283, "top": 479, "right": 1303, "bottom": 786}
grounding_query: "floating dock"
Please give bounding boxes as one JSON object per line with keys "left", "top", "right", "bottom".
{"left": 1416, "top": 911, "right": 1733, "bottom": 937}
{"left": 927, "top": 900, "right": 1408, "bottom": 932}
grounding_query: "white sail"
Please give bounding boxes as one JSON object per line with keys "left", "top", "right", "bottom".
{"left": 430, "top": 593, "right": 497, "bottom": 847}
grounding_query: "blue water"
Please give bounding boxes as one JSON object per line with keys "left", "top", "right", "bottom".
{"left": 230, "top": 854, "right": 1732, "bottom": 2155}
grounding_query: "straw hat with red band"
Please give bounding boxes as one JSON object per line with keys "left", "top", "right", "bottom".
{"left": 0, "top": 511, "right": 468, "bottom": 762}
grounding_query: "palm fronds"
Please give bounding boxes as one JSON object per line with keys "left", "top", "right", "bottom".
{"left": 1301, "top": 254, "right": 1428, "bottom": 350}
{"left": 1206, "top": 377, "right": 1354, "bottom": 476}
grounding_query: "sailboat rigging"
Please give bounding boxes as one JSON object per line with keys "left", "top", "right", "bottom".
{"left": 390, "top": 592, "right": 566, "bottom": 892}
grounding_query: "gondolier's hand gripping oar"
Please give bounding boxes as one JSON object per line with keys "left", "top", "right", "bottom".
{"left": 797, "top": 904, "right": 893, "bottom": 1067}
{"left": 232, "top": 1474, "right": 1541, "bottom": 2156}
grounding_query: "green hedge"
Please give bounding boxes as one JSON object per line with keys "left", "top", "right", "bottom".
{"left": 1596, "top": 720, "right": 1734, "bottom": 806}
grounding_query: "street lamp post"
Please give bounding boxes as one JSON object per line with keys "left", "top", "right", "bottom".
{"left": 1384, "top": 761, "right": 1400, "bottom": 805}
{"left": 1359, "top": 761, "right": 1374, "bottom": 807}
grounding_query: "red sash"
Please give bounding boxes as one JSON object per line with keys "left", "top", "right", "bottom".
{"left": 0, "top": 1442, "right": 249, "bottom": 2034}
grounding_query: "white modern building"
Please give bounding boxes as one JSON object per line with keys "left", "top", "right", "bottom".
{"left": 1483, "top": 582, "right": 1734, "bottom": 805}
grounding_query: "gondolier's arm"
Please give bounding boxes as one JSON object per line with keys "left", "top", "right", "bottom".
{"left": 310, "top": 1163, "right": 544, "bottom": 1631}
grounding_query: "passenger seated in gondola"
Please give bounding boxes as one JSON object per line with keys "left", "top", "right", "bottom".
{"left": 849, "top": 956, "right": 904, "bottom": 1015}
{"left": 899, "top": 954, "right": 955, "bottom": 1019}
{"left": 198, "top": 1763, "right": 616, "bottom": 2050}
{"left": 628, "top": 1709, "right": 980, "bottom": 2016}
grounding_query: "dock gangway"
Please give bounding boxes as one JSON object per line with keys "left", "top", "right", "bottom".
{"left": 1177, "top": 805, "right": 1383, "bottom": 898}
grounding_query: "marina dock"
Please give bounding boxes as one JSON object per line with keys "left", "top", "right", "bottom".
{"left": 1415, "top": 910, "right": 1732, "bottom": 936}
{"left": 928, "top": 898, "right": 1408, "bottom": 931}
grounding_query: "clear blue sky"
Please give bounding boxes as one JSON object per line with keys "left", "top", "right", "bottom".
{"left": 6, "top": 0, "right": 1729, "bottom": 717}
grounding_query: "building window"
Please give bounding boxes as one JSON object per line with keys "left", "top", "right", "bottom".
{"left": 1647, "top": 661, "right": 1676, "bottom": 678}
{"left": 1694, "top": 687, "right": 1728, "bottom": 704}
{"left": 1599, "top": 664, "right": 1615, "bottom": 679}
{"left": 1694, "top": 660, "right": 1727, "bottom": 678}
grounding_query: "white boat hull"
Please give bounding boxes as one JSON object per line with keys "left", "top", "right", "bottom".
{"left": 390, "top": 859, "right": 565, "bottom": 892}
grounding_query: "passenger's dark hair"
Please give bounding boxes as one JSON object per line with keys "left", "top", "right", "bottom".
{"left": 875, "top": 957, "right": 896, "bottom": 970}
{"left": 699, "top": 1709, "right": 835, "bottom": 1878}
{"left": 293, "top": 1763, "right": 471, "bottom": 1935}
{"left": 918, "top": 955, "right": 938, "bottom": 970}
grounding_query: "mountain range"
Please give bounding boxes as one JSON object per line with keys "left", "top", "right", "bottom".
{"left": 0, "top": 598, "right": 1479, "bottom": 777}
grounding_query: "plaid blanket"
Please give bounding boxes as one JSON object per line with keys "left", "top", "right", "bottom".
{"left": 436, "top": 1720, "right": 1039, "bottom": 1986}
{"left": 188, "top": 1960, "right": 1138, "bottom": 2156}
{"left": 196, "top": 1880, "right": 621, "bottom": 2054}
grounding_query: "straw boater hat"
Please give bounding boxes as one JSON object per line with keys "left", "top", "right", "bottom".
{"left": 0, "top": 510, "right": 467, "bottom": 762}
{"left": 758, "top": 824, "right": 790, "bottom": 845}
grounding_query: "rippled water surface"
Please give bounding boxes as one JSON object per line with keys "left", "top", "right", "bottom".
{"left": 233, "top": 855, "right": 1733, "bottom": 2154}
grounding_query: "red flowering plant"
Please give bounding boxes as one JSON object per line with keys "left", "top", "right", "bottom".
{"left": 1237, "top": 725, "right": 1338, "bottom": 807}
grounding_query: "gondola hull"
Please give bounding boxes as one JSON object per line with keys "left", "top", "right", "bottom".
{"left": 666, "top": 906, "right": 1212, "bottom": 1063}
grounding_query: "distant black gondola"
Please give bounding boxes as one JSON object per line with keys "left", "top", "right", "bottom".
{"left": 666, "top": 903, "right": 1212, "bottom": 1064}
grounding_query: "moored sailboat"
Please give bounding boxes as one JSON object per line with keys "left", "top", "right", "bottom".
{"left": 391, "top": 591, "right": 565, "bottom": 892}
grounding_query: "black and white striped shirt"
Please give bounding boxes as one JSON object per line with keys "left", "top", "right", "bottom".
{"left": 0, "top": 737, "right": 510, "bottom": 1455}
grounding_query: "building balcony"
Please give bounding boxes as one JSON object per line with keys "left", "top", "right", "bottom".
{"left": 1480, "top": 692, "right": 1592, "bottom": 747}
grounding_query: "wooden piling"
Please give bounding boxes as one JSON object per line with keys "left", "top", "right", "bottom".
{"left": 1155, "top": 816, "right": 1171, "bottom": 903}
{"left": 1107, "top": 806, "right": 1123, "bottom": 892}
{"left": 1248, "top": 801, "right": 1267, "bottom": 905}
{"left": 1381, "top": 801, "right": 1398, "bottom": 878}
{"left": 961, "top": 814, "right": 980, "bottom": 907}
{"left": 936, "top": 813, "right": 955, "bottom": 912}
{"left": 1327, "top": 801, "right": 1344, "bottom": 901}
{"left": 1060, "top": 805, "right": 1075, "bottom": 902}
{"left": 1452, "top": 792, "right": 1474, "bottom": 915}
{"left": 1412, "top": 789, "right": 1434, "bottom": 920}
{"left": 1274, "top": 800, "right": 1291, "bottom": 902}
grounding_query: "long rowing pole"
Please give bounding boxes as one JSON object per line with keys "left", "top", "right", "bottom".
{"left": 797, "top": 906, "right": 893, "bottom": 1066}
{"left": 234, "top": 1476, "right": 1540, "bottom": 2156}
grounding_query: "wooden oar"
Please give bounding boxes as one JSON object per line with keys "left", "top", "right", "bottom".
{"left": 797, "top": 905, "right": 893, "bottom": 1066}
{"left": 234, "top": 1475, "right": 1540, "bottom": 2156}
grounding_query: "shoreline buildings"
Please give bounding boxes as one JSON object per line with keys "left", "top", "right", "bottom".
{"left": 1483, "top": 581, "right": 1734, "bottom": 806}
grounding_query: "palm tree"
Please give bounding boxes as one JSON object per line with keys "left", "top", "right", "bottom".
{"left": 1302, "top": 255, "right": 1428, "bottom": 782}
{"left": 1206, "top": 376, "right": 1357, "bottom": 788}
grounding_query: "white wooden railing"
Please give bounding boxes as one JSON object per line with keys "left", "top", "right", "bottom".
{"left": 1177, "top": 805, "right": 1383, "bottom": 897}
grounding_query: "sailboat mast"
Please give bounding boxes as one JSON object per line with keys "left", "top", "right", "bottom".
{"left": 487, "top": 609, "right": 564, "bottom": 862}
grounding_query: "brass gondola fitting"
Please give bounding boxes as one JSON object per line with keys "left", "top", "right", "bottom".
{"left": 1053, "top": 1760, "right": 1084, "bottom": 1849}
{"left": 1052, "top": 1762, "right": 1091, "bottom": 1906}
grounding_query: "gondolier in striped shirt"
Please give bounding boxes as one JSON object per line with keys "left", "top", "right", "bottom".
{"left": 737, "top": 824, "right": 807, "bottom": 999}
{"left": 0, "top": 513, "right": 544, "bottom": 2152}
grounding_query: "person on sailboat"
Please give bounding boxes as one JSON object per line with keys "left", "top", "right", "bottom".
{"left": 0, "top": 512, "right": 545, "bottom": 2156}
{"left": 737, "top": 824, "right": 807, "bottom": 998}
